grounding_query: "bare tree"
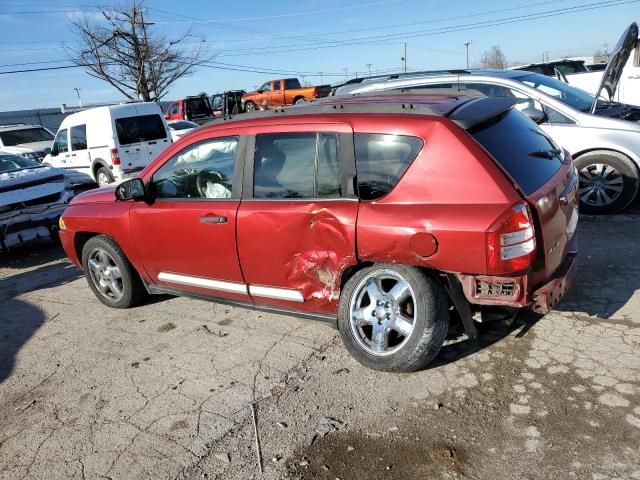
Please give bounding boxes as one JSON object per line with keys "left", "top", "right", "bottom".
{"left": 66, "top": 1, "right": 210, "bottom": 101}
{"left": 480, "top": 46, "right": 507, "bottom": 69}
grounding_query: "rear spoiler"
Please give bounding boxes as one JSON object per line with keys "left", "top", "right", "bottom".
{"left": 448, "top": 97, "right": 518, "bottom": 129}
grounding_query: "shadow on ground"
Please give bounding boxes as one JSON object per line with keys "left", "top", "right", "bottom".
{"left": 0, "top": 298, "right": 46, "bottom": 383}
{"left": 554, "top": 213, "right": 640, "bottom": 318}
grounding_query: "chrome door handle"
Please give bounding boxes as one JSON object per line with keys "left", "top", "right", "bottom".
{"left": 200, "top": 215, "right": 227, "bottom": 224}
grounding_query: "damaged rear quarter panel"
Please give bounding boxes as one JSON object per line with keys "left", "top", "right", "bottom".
{"left": 354, "top": 119, "right": 521, "bottom": 274}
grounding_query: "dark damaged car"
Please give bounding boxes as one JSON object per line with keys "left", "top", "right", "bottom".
{"left": 1, "top": 152, "right": 74, "bottom": 251}
{"left": 58, "top": 93, "right": 578, "bottom": 372}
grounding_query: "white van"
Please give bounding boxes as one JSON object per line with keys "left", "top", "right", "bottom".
{"left": 44, "top": 103, "right": 172, "bottom": 186}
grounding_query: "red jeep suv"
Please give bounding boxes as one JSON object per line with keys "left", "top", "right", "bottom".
{"left": 58, "top": 92, "right": 578, "bottom": 372}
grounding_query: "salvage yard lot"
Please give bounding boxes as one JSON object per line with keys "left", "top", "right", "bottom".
{"left": 1, "top": 214, "right": 640, "bottom": 480}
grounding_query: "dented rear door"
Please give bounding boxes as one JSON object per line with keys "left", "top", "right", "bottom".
{"left": 236, "top": 124, "right": 358, "bottom": 315}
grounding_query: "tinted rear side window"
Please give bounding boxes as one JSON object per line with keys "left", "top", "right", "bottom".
{"left": 470, "top": 109, "right": 563, "bottom": 195}
{"left": 355, "top": 134, "right": 422, "bottom": 200}
{"left": 115, "top": 114, "right": 167, "bottom": 145}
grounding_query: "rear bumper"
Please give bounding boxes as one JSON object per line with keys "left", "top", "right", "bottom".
{"left": 531, "top": 252, "right": 577, "bottom": 314}
{"left": 456, "top": 251, "right": 577, "bottom": 313}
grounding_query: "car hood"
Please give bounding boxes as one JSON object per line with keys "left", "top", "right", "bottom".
{"left": 243, "top": 90, "right": 260, "bottom": 98}
{"left": 2, "top": 140, "right": 52, "bottom": 154}
{"left": 70, "top": 186, "right": 116, "bottom": 205}
{"left": 591, "top": 22, "right": 639, "bottom": 114}
{"left": 0, "top": 165, "right": 68, "bottom": 206}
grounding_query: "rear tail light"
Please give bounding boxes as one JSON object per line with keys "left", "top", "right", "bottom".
{"left": 486, "top": 203, "right": 536, "bottom": 274}
{"left": 110, "top": 148, "right": 121, "bottom": 166}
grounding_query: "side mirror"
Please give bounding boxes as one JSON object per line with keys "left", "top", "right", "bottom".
{"left": 522, "top": 107, "right": 547, "bottom": 124}
{"left": 115, "top": 178, "right": 146, "bottom": 201}
{"left": 44, "top": 147, "right": 51, "bottom": 155}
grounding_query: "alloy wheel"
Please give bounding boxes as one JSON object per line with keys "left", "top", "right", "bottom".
{"left": 578, "top": 163, "right": 624, "bottom": 207}
{"left": 97, "top": 171, "right": 111, "bottom": 187}
{"left": 349, "top": 270, "right": 417, "bottom": 356}
{"left": 87, "top": 248, "right": 124, "bottom": 301}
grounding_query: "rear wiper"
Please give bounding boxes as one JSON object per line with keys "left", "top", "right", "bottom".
{"left": 528, "top": 148, "right": 562, "bottom": 159}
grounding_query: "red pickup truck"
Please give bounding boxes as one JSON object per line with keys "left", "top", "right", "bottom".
{"left": 241, "top": 78, "right": 331, "bottom": 111}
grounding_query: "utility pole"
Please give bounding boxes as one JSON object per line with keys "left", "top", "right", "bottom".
{"left": 343, "top": 67, "right": 348, "bottom": 79}
{"left": 603, "top": 43, "right": 610, "bottom": 61}
{"left": 73, "top": 87, "right": 82, "bottom": 107}
{"left": 401, "top": 43, "right": 407, "bottom": 72}
{"left": 366, "top": 63, "right": 372, "bottom": 76}
{"left": 463, "top": 40, "right": 472, "bottom": 69}
{"left": 319, "top": 72, "right": 323, "bottom": 84}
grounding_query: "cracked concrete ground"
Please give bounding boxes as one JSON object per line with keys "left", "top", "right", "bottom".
{"left": 1, "top": 213, "right": 640, "bottom": 480}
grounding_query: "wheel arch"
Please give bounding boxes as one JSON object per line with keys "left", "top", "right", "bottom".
{"left": 573, "top": 147, "right": 640, "bottom": 173}
{"left": 91, "top": 158, "right": 111, "bottom": 180}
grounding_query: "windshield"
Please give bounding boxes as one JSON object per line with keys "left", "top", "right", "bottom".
{"left": 0, "top": 153, "right": 42, "bottom": 173}
{"left": 0, "top": 127, "right": 54, "bottom": 146}
{"left": 518, "top": 73, "right": 595, "bottom": 112}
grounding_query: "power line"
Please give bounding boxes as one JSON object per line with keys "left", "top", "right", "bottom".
{"left": 212, "top": 0, "right": 639, "bottom": 57}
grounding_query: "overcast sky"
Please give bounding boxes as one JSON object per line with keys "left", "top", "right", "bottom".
{"left": 0, "top": 0, "right": 637, "bottom": 111}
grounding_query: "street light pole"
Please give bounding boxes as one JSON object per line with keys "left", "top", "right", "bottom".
{"left": 401, "top": 43, "right": 407, "bottom": 73}
{"left": 464, "top": 40, "right": 472, "bottom": 69}
{"left": 73, "top": 87, "right": 82, "bottom": 107}
{"left": 366, "top": 63, "right": 372, "bottom": 76}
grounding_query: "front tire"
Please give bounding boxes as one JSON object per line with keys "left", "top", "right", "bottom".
{"left": 82, "top": 235, "right": 147, "bottom": 308}
{"left": 95, "top": 166, "right": 114, "bottom": 187}
{"left": 244, "top": 101, "right": 256, "bottom": 112}
{"left": 337, "top": 264, "right": 448, "bottom": 372}
{"left": 574, "top": 151, "right": 639, "bottom": 214}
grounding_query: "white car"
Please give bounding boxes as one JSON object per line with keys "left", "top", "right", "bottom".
{"left": 0, "top": 151, "right": 74, "bottom": 250}
{"left": 44, "top": 103, "right": 172, "bottom": 187}
{"left": 0, "top": 124, "right": 55, "bottom": 162}
{"left": 167, "top": 120, "right": 198, "bottom": 142}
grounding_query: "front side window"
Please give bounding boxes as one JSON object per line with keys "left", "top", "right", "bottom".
{"left": 355, "top": 134, "right": 422, "bottom": 200}
{"left": 115, "top": 114, "right": 167, "bottom": 145}
{"left": 153, "top": 136, "right": 238, "bottom": 199}
{"left": 212, "top": 96, "right": 223, "bottom": 109}
{"left": 168, "top": 104, "right": 179, "bottom": 115}
{"left": 53, "top": 129, "right": 68, "bottom": 155}
{"left": 70, "top": 125, "right": 87, "bottom": 151}
{"left": 253, "top": 132, "right": 341, "bottom": 199}
{"left": 259, "top": 82, "right": 271, "bottom": 92}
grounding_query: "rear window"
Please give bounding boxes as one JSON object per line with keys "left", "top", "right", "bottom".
{"left": 284, "top": 79, "right": 301, "bottom": 89}
{"left": 115, "top": 114, "right": 167, "bottom": 145}
{"left": 185, "top": 98, "right": 212, "bottom": 116}
{"left": 355, "top": 134, "right": 422, "bottom": 200}
{"left": 470, "top": 109, "right": 563, "bottom": 195}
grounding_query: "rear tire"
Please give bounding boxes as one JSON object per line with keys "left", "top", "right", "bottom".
{"left": 294, "top": 97, "right": 306, "bottom": 105}
{"left": 95, "top": 166, "right": 114, "bottom": 187}
{"left": 337, "top": 264, "right": 449, "bottom": 372}
{"left": 574, "top": 151, "right": 639, "bottom": 214}
{"left": 81, "top": 235, "right": 147, "bottom": 309}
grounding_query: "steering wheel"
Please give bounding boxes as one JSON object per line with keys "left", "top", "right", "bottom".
{"left": 196, "top": 170, "right": 226, "bottom": 198}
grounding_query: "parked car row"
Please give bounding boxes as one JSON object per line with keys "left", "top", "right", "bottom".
{"left": 330, "top": 22, "right": 640, "bottom": 215}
